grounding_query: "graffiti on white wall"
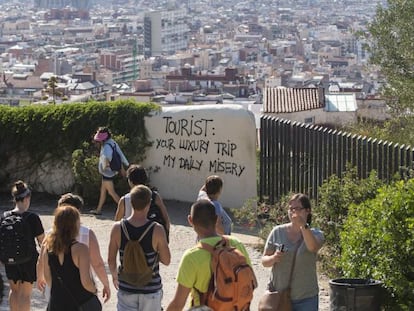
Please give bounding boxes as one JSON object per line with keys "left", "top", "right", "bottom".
{"left": 143, "top": 105, "right": 257, "bottom": 208}
{"left": 155, "top": 115, "right": 245, "bottom": 177}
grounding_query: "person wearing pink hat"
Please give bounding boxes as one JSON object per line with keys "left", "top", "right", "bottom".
{"left": 91, "top": 127, "right": 129, "bottom": 215}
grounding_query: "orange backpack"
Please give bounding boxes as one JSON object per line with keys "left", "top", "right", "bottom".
{"left": 198, "top": 237, "right": 258, "bottom": 311}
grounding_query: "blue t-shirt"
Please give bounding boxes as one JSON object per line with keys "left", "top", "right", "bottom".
{"left": 197, "top": 191, "right": 232, "bottom": 235}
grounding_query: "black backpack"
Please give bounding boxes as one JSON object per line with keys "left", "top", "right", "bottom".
{"left": 0, "top": 211, "right": 33, "bottom": 265}
{"left": 147, "top": 191, "right": 169, "bottom": 240}
{"left": 108, "top": 143, "right": 122, "bottom": 172}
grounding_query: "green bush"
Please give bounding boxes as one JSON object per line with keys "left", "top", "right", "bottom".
{"left": 0, "top": 99, "right": 158, "bottom": 191}
{"left": 313, "top": 167, "right": 384, "bottom": 276}
{"left": 343, "top": 116, "right": 414, "bottom": 147}
{"left": 71, "top": 132, "right": 150, "bottom": 204}
{"left": 340, "top": 179, "right": 414, "bottom": 310}
{"left": 233, "top": 195, "right": 291, "bottom": 246}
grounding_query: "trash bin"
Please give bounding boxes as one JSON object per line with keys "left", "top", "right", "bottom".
{"left": 329, "top": 278, "right": 383, "bottom": 311}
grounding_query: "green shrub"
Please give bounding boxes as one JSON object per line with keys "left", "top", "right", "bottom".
{"left": 313, "top": 167, "right": 384, "bottom": 276}
{"left": 71, "top": 131, "right": 151, "bottom": 204}
{"left": 233, "top": 195, "right": 291, "bottom": 247}
{"left": 340, "top": 179, "right": 414, "bottom": 310}
{"left": 344, "top": 116, "right": 414, "bottom": 147}
{"left": 71, "top": 141, "right": 101, "bottom": 204}
{"left": 0, "top": 99, "right": 158, "bottom": 191}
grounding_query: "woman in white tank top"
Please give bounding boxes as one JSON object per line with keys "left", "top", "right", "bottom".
{"left": 78, "top": 225, "right": 90, "bottom": 246}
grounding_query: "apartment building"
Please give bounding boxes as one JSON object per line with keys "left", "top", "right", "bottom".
{"left": 144, "top": 8, "right": 190, "bottom": 57}
{"left": 34, "top": 0, "right": 91, "bottom": 10}
{"left": 100, "top": 51, "right": 145, "bottom": 83}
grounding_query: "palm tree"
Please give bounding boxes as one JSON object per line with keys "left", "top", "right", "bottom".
{"left": 47, "top": 76, "right": 59, "bottom": 104}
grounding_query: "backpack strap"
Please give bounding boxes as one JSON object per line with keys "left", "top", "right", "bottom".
{"left": 286, "top": 238, "right": 302, "bottom": 289}
{"left": 138, "top": 222, "right": 156, "bottom": 242}
{"left": 196, "top": 236, "right": 231, "bottom": 307}
{"left": 120, "top": 220, "right": 156, "bottom": 242}
{"left": 120, "top": 220, "right": 158, "bottom": 272}
{"left": 104, "top": 142, "right": 117, "bottom": 157}
{"left": 3, "top": 210, "right": 20, "bottom": 218}
{"left": 198, "top": 236, "right": 229, "bottom": 254}
{"left": 104, "top": 141, "right": 116, "bottom": 149}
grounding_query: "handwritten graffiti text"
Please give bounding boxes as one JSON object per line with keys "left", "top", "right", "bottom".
{"left": 163, "top": 116, "right": 214, "bottom": 137}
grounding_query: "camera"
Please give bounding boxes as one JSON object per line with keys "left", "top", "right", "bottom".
{"left": 269, "top": 242, "right": 285, "bottom": 252}
{"left": 277, "top": 243, "right": 285, "bottom": 252}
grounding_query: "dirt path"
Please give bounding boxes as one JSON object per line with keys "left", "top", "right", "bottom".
{"left": 0, "top": 195, "right": 330, "bottom": 310}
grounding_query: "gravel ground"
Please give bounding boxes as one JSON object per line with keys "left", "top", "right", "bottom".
{"left": 0, "top": 195, "right": 330, "bottom": 310}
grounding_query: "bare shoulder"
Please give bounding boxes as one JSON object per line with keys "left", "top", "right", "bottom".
{"left": 72, "top": 241, "right": 89, "bottom": 255}
{"left": 88, "top": 229, "right": 99, "bottom": 243}
{"left": 153, "top": 222, "right": 165, "bottom": 234}
{"left": 112, "top": 221, "right": 122, "bottom": 229}
{"left": 155, "top": 192, "right": 164, "bottom": 203}
{"left": 109, "top": 221, "right": 122, "bottom": 242}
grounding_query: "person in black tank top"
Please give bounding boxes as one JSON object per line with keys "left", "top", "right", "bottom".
{"left": 109, "top": 185, "right": 171, "bottom": 310}
{"left": 114, "top": 164, "right": 171, "bottom": 240}
{"left": 40, "top": 205, "right": 98, "bottom": 311}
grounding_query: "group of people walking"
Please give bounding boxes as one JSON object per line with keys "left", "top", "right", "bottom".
{"left": 0, "top": 126, "right": 325, "bottom": 311}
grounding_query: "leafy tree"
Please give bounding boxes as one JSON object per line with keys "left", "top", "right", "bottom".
{"left": 340, "top": 179, "right": 414, "bottom": 310}
{"left": 313, "top": 167, "right": 384, "bottom": 276}
{"left": 344, "top": 115, "right": 414, "bottom": 146}
{"left": 366, "top": 0, "right": 414, "bottom": 112}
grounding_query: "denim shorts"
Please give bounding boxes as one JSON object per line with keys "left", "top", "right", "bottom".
{"left": 292, "top": 295, "right": 319, "bottom": 311}
{"left": 117, "top": 289, "right": 162, "bottom": 311}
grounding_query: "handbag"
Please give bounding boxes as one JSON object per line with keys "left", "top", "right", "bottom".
{"left": 258, "top": 239, "right": 302, "bottom": 311}
{"left": 258, "top": 288, "right": 291, "bottom": 311}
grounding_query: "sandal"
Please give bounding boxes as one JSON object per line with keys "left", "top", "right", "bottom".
{"left": 89, "top": 209, "right": 102, "bottom": 215}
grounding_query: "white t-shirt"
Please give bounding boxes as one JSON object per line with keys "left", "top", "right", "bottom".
{"left": 122, "top": 193, "right": 133, "bottom": 219}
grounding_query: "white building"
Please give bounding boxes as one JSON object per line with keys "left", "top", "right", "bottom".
{"left": 144, "top": 9, "right": 190, "bottom": 57}
{"left": 35, "top": 0, "right": 91, "bottom": 9}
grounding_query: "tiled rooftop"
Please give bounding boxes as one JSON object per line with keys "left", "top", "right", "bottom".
{"left": 263, "top": 87, "right": 324, "bottom": 113}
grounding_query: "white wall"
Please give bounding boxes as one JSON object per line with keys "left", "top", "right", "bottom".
{"left": 266, "top": 109, "right": 357, "bottom": 126}
{"left": 142, "top": 105, "right": 257, "bottom": 208}
{"left": 269, "top": 108, "right": 324, "bottom": 124}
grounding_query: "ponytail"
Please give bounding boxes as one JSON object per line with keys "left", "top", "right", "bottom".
{"left": 11, "top": 180, "right": 31, "bottom": 202}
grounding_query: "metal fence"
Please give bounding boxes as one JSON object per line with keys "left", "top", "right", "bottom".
{"left": 259, "top": 115, "right": 414, "bottom": 204}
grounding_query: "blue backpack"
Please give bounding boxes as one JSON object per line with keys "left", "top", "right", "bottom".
{"left": 108, "top": 143, "right": 122, "bottom": 172}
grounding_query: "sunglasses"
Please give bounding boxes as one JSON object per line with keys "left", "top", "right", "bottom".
{"left": 288, "top": 206, "right": 304, "bottom": 212}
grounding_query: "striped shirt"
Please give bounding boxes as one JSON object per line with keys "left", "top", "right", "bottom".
{"left": 118, "top": 220, "right": 161, "bottom": 294}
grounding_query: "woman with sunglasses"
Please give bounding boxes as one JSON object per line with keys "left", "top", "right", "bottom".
{"left": 261, "top": 193, "right": 324, "bottom": 311}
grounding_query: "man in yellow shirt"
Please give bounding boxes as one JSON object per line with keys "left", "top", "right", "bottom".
{"left": 166, "top": 199, "right": 252, "bottom": 311}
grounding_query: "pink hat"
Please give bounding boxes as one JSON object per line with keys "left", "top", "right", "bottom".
{"left": 94, "top": 131, "right": 109, "bottom": 142}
